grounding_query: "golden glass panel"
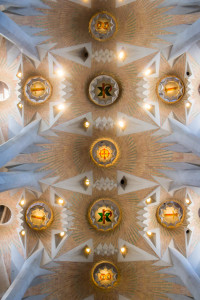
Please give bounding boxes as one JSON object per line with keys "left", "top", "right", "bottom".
{"left": 24, "top": 76, "right": 52, "bottom": 105}
{"left": 156, "top": 200, "right": 184, "bottom": 229}
{"left": 156, "top": 75, "right": 185, "bottom": 104}
{"left": 88, "top": 199, "right": 121, "bottom": 232}
{"left": 91, "top": 261, "right": 119, "bottom": 289}
{"left": 90, "top": 138, "right": 119, "bottom": 167}
{"left": 25, "top": 201, "right": 53, "bottom": 230}
{"left": 30, "top": 81, "right": 46, "bottom": 98}
{"left": 89, "top": 12, "right": 117, "bottom": 42}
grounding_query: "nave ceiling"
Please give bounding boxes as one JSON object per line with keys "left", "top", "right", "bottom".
{"left": 1, "top": 1, "right": 200, "bottom": 299}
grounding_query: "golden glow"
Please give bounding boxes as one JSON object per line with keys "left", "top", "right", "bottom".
{"left": 185, "top": 102, "right": 191, "bottom": 108}
{"left": 118, "top": 50, "right": 126, "bottom": 61}
{"left": 144, "top": 103, "right": 151, "bottom": 110}
{"left": 144, "top": 69, "right": 151, "bottom": 76}
{"left": 84, "top": 246, "right": 91, "bottom": 255}
{"left": 18, "top": 103, "right": 23, "bottom": 109}
{"left": 147, "top": 231, "right": 152, "bottom": 237}
{"left": 84, "top": 178, "right": 90, "bottom": 186}
{"left": 58, "top": 198, "right": 64, "bottom": 205}
{"left": 146, "top": 197, "right": 151, "bottom": 204}
{"left": 17, "top": 72, "right": 23, "bottom": 79}
{"left": 185, "top": 198, "right": 191, "bottom": 205}
{"left": 60, "top": 231, "right": 65, "bottom": 237}
{"left": 57, "top": 103, "right": 65, "bottom": 111}
{"left": 20, "top": 199, "right": 25, "bottom": 206}
{"left": 83, "top": 121, "right": 90, "bottom": 128}
{"left": 56, "top": 68, "right": 65, "bottom": 77}
{"left": 120, "top": 245, "right": 127, "bottom": 256}
{"left": 118, "top": 120, "right": 126, "bottom": 129}
{"left": 21, "top": 230, "right": 25, "bottom": 236}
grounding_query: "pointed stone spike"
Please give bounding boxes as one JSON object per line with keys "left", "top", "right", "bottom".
{"left": 117, "top": 171, "right": 158, "bottom": 195}
{"left": 51, "top": 43, "right": 92, "bottom": 67}
{"left": 53, "top": 171, "right": 93, "bottom": 195}
{"left": 51, "top": 230, "right": 70, "bottom": 258}
{"left": 116, "top": 0, "right": 136, "bottom": 8}
{"left": 138, "top": 52, "right": 160, "bottom": 78}
{"left": 54, "top": 113, "right": 93, "bottom": 136}
{"left": 117, "top": 113, "right": 158, "bottom": 136}
{"left": 118, "top": 239, "right": 158, "bottom": 262}
{"left": 69, "top": 0, "right": 91, "bottom": 7}
{"left": 116, "top": 43, "right": 157, "bottom": 67}
{"left": 56, "top": 239, "right": 93, "bottom": 262}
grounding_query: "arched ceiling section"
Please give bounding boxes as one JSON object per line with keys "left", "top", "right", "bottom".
{"left": 1, "top": 1, "right": 200, "bottom": 300}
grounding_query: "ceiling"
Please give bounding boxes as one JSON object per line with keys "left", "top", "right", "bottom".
{"left": 1, "top": 0, "right": 200, "bottom": 299}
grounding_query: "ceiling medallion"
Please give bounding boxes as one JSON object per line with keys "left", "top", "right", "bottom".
{"left": 92, "top": 261, "right": 119, "bottom": 289}
{"left": 156, "top": 200, "right": 185, "bottom": 229}
{"left": 25, "top": 201, "right": 53, "bottom": 230}
{"left": 24, "top": 76, "right": 52, "bottom": 105}
{"left": 156, "top": 75, "right": 185, "bottom": 104}
{"left": 89, "top": 74, "right": 119, "bottom": 106}
{"left": 89, "top": 11, "right": 117, "bottom": 41}
{"left": 90, "top": 138, "right": 119, "bottom": 167}
{"left": 88, "top": 199, "right": 121, "bottom": 231}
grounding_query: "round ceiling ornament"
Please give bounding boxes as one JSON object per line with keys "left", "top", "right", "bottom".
{"left": 89, "top": 11, "right": 117, "bottom": 41}
{"left": 89, "top": 74, "right": 119, "bottom": 106}
{"left": 90, "top": 138, "right": 119, "bottom": 167}
{"left": 156, "top": 200, "right": 184, "bottom": 229}
{"left": 156, "top": 75, "right": 185, "bottom": 104}
{"left": 91, "top": 261, "right": 119, "bottom": 289}
{"left": 24, "top": 76, "right": 52, "bottom": 105}
{"left": 25, "top": 201, "right": 53, "bottom": 230}
{"left": 88, "top": 199, "right": 121, "bottom": 231}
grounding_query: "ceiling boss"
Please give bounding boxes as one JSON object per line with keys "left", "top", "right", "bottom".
{"left": 25, "top": 201, "right": 53, "bottom": 230}
{"left": 90, "top": 138, "right": 119, "bottom": 167}
{"left": 88, "top": 199, "right": 121, "bottom": 232}
{"left": 89, "top": 74, "right": 119, "bottom": 106}
{"left": 91, "top": 261, "right": 119, "bottom": 289}
{"left": 89, "top": 11, "right": 117, "bottom": 41}
{"left": 156, "top": 200, "right": 185, "bottom": 229}
{"left": 156, "top": 75, "right": 185, "bottom": 104}
{"left": 24, "top": 76, "right": 52, "bottom": 105}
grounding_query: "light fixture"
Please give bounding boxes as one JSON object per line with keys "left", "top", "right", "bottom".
{"left": 18, "top": 103, "right": 23, "bottom": 109}
{"left": 118, "top": 49, "right": 126, "bottom": 61}
{"left": 60, "top": 231, "right": 65, "bottom": 237}
{"left": 185, "top": 198, "right": 191, "bottom": 205}
{"left": 84, "top": 246, "right": 91, "bottom": 256}
{"left": 146, "top": 197, "right": 151, "bottom": 204}
{"left": 144, "top": 69, "right": 151, "bottom": 76}
{"left": 144, "top": 103, "right": 151, "bottom": 110}
{"left": 55, "top": 68, "right": 65, "bottom": 77}
{"left": 118, "top": 120, "right": 126, "bottom": 130}
{"left": 20, "top": 199, "right": 25, "bottom": 206}
{"left": 58, "top": 198, "right": 64, "bottom": 205}
{"left": 146, "top": 231, "right": 152, "bottom": 237}
{"left": 185, "top": 102, "right": 191, "bottom": 108}
{"left": 57, "top": 103, "right": 65, "bottom": 111}
{"left": 120, "top": 245, "right": 128, "bottom": 257}
{"left": 21, "top": 230, "right": 25, "bottom": 236}
{"left": 83, "top": 120, "right": 90, "bottom": 129}
{"left": 17, "top": 71, "right": 23, "bottom": 79}
{"left": 84, "top": 178, "right": 90, "bottom": 186}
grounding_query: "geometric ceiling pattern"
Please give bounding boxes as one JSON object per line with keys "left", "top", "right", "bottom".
{"left": 1, "top": 0, "right": 200, "bottom": 299}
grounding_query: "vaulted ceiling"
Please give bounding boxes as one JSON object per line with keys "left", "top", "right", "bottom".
{"left": 1, "top": 1, "right": 200, "bottom": 300}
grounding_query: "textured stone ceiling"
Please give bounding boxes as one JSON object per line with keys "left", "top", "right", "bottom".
{"left": 1, "top": 0, "right": 200, "bottom": 300}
